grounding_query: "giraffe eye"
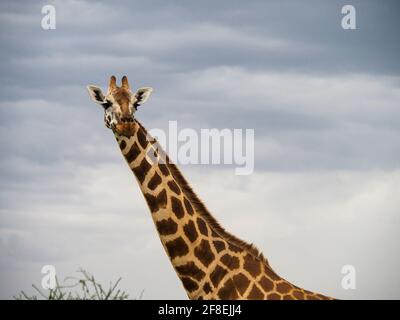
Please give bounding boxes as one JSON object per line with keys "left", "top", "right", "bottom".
{"left": 102, "top": 100, "right": 112, "bottom": 109}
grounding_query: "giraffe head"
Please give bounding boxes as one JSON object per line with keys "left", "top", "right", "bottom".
{"left": 87, "top": 75, "right": 153, "bottom": 136}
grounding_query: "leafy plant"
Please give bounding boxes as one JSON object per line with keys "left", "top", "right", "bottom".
{"left": 14, "top": 268, "right": 141, "bottom": 300}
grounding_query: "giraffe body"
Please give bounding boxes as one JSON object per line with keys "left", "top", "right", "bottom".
{"left": 87, "top": 76, "right": 334, "bottom": 300}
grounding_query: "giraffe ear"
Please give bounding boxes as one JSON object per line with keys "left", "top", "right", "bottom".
{"left": 134, "top": 87, "right": 153, "bottom": 108}
{"left": 87, "top": 85, "right": 106, "bottom": 105}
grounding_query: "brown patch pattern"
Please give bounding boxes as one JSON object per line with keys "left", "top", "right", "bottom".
{"left": 194, "top": 240, "right": 215, "bottom": 267}
{"left": 158, "top": 163, "right": 170, "bottom": 176}
{"left": 183, "top": 198, "right": 194, "bottom": 215}
{"left": 232, "top": 273, "right": 250, "bottom": 296}
{"left": 213, "top": 240, "right": 226, "bottom": 253}
{"left": 119, "top": 140, "right": 126, "bottom": 151}
{"left": 243, "top": 255, "right": 261, "bottom": 277}
{"left": 171, "top": 196, "right": 185, "bottom": 219}
{"left": 220, "top": 254, "right": 240, "bottom": 270}
{"left": 148, "top": 172, "right": 162, "bottom": 190}
{"left": 197, "top": 217, "right": 208, "bottom": 236}
{"left": 167, "top": 180, "right": 181, "bottom": 195}
{"left": 175, "top": 262, "right": 205, "bottom": 281}
{"left": 137, "top": 127, "right": 148, "bottom": 149}
{"left": 183, "top": 220, "right": 198, "bottom": 243}
{"left": 203, "top": 282, "right": 212, "bottom": 294}
{"left": 259, "top": 276, "right": 274, "bottom": 292}
{"left": 228, "top": 244, "right": 242, "bottom": 253}
{"left": 155, "top": 218, "right": 178, "bottom": 235}
{"left": 144, "top": 189, "right": 167, "bottom": 213}
{"left": 292, "top": 290, "right": 305, "bottom": 299}
{"left": 267, "top": 293, "right": 281, "bottom": 300}
{"left": 132, "top": 157, "right": 151, "bottom": 184}
{"left": 125, "top": 142, "right": 141, "bottom": 164}
{"left": 248, "top": 283, "right": 264, "bottom": 300}
{"left": 218, "top": 279, "right": 238, "bottom": 300}
{"left": 264, "top": 265, "right": 281, "bottom": 281}
{"left": 180, "top": 276, "right": 198, "bottom": 292}
{"left": 276, "top": 282, "right": 292, "bottom": 294}
{"left": 165, "top": 237, "right": 189, "bottom": 259}
{"left": 210, "top": 265, "right": 228, "bottom": 287}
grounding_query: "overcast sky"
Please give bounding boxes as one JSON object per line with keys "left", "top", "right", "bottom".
{"left": 0, "top": 0, "right": 399, "bottom": 299}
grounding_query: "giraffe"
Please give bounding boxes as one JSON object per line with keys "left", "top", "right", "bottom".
{"left": 87, "top": 76, "right": 335, "bottom": 300}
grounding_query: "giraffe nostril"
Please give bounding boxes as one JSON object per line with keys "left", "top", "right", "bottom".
{"left": 121, "top": 116, "right": 133, "bottom": 123}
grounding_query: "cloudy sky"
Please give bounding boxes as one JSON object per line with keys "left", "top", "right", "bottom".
{"left": 0, "top": 0, "right": 399, "bottom": 299}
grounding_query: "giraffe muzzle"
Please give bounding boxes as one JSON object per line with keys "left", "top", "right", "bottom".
{"left": 120, "top": 116, "right": 134, "bottom": 123}
{"left": 114, "top": 122, "right": 136, "bottom": 137}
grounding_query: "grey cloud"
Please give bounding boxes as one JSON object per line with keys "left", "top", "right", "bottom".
{"left": 0, "top": 0, "right": 399, "bottom": 299}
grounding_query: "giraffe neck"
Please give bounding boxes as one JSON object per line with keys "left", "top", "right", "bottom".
{"left": 114, "top": 120, "right": 332, "bottom": 300}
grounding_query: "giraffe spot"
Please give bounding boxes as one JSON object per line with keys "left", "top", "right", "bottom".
{"left": 175, "top": 262, "right": 205, "bottom": 281}
{"left": 259, "top": 276, "right": 274, "bottom": 292}
{"left": 155, "top": 218, "right": 178, "bottom": 236}
{"left": 144, "top": 189, "right": 167, "bottom": 213}
{"left": 183, "top": 220, "right": 198, "bottom": 243}
{"left": 267, "top": 293, "right": 281, "bottom": 300}
{"left": 247, "top": 283, "right": 264, "bottom": 300}
{"left": 119, "top": 140, "right": 126, "bottom": 151}
{"left": 283, "top": 294, "right": 294, "bottom": 300}
{"left": 184, "top": 198, "right": 194, "bottom": 215}
{"left": 276, "top": 281, "right": 292, "bottom": 294}
{"left": 194, "top": 240, "right": 215, "bottom": 267}
{"left": 197, "top": 295, "right": 204, "bottom": 300}
{"left": 232, "top": 273, "right": 250, "bottom": 296}
{"left": 243, "top": 254, "right": 261, "bottom": 278}
{"left": 157, "top": 189, "right": 168, "bottom": 209}
{"left": 213, "top": 240, "right": 226, "bottom": 253}
{"left": 159, "top": 163, "right": 170, "bottom": 176}
{"left": 203, "top": 282, "right": 212, "bottom": 294}
{"left": 179, "top": 276, "right": 198, "bottom": 292}
{"left": 264, "top": 265, "right": 281, "bottom": 281}
{"left": 196, "top": 217, "right": 208, "bottom": 237}
{"left": 165, "top": 237, "right": 189, "bottom": 259}
{"left": 211, "top": 229, "right": 218, "bottom": 237}
{"left": 210, "top": 265, "right": 228, "bottom": 287}
{"left": 218, "top": 279, "right": 239, "bottom": 300}
{"left": 220, "top": 254, "right": 240, "bottom": 270}
{"left": 144, "top": 193, "right": 157, "bottom": 212}
{"left": 171, "top": 196, "right": 185, "bottom": 219}
{"left": 137, "top": 127, "right": 148, "bottom": 149}
{"left": 168, "top": 180, "right": 181, "bottom": 195}
{"left": 147, "top": 172, "right": 162, "bottom": 190}
{"left": 306, "top": 294, "right": 319, "bottom": 300}
{"left": 292, "top": 290, "right": 305, "bottom": 300}
{"left": 125, "top": 142, "right": 141, "bottom": 164}
{"left": 132, "top": 157, "right": 152, "bottom": 184}
{"left": 228, "top": 244, "right": 242, "bottom": 253}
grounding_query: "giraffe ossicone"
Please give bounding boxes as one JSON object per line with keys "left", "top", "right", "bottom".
{"left": 87, "top": 76, "right": 335, "bottom": 300}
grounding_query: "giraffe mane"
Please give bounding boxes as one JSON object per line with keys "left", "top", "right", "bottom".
{"left": 136, "top": 121, "right": 269, "bottom": 266}
{"left": 167, "top": 161, "right": 270, "bottom": 265}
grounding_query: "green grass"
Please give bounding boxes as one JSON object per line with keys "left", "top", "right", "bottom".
{"left": 14, "top": 269, "right": 140, "bottom": 300}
